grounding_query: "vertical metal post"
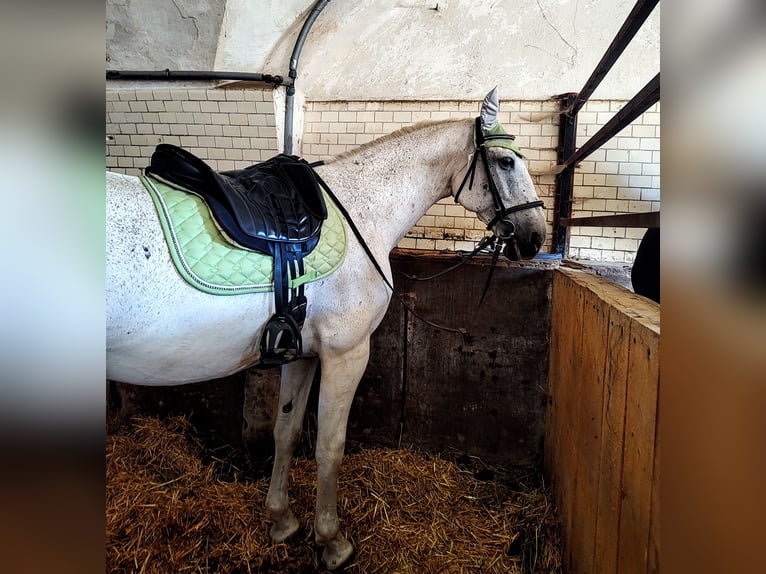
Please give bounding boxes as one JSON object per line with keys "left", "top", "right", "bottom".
{"left": 552, "top": 93, "right": 578, "bottom": 256}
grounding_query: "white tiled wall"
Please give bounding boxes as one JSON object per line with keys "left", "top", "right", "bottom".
{"left": 568, "top": 101, "right": 660, "bottom": 261}
{"left": 106, "top": 86, "right": 659, "bottom": 261}
{"left": 300, "top": 99, "right": 560, "bottom": 253}
{"left": 105, "top": 87, "right": 278, "bottom": 175}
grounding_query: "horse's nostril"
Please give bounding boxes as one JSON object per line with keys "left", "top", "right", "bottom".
{"left": 531, "top": 232, "right": 542, "bottom": 250}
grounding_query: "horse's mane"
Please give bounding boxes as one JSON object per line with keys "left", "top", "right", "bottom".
{"left": 324, "top": 117, "right": 468, "bottom": 163}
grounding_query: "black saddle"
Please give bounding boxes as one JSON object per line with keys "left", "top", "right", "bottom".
{"left": 145, "top": 144, "right": 328, "bottom": 366}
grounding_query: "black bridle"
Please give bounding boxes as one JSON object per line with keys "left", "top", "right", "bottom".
{"left": 454, "top": 117, "right": 544, "bottom": 241}
{"left": 310, "top": 117, "right": 544, "bottom": 335}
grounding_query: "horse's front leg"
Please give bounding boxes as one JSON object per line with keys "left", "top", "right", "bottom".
{"left": 265, "top": 357, "right": 318, "bottom": 542}
{"left": 314, "top": 339, "right": 370, "bottom": 570}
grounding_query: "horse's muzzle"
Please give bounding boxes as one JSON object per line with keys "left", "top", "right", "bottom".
{"left": 500, "top": 228, "right": 545, "bottom": 261}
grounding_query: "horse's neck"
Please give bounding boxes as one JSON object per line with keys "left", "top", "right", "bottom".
{"left": 317, "top": 119, "right": 474, "bottom": 255}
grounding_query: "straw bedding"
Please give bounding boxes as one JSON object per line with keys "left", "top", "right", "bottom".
{"left": 106, "top": 415, "right": 561, "bottom": 573}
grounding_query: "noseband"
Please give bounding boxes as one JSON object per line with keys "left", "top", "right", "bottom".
{"left": 454, "top": 117, "right": 543, "bottom": 241}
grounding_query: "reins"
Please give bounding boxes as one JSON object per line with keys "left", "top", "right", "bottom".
{"left": 395, "top": 235, "right": 495, "bottom": 282}
{"left": 394, "top": 234, "right": 506, "bottom": 308}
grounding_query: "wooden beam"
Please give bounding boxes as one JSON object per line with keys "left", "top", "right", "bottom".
{"left": 560, "top": 73, "right": 660, "bottom": 172}
{"left": 561, "top": 211, "right": 660, "bottom": 229}
{"left": 571, "top": 0, "right": 660, "bottom": 116}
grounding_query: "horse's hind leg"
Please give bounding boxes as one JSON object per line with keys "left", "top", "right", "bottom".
{"left": 265, "top": 357, "right": 318, "bottom": 542}
{"left": 314, "top": 340, "right": 370, "bottom": 570}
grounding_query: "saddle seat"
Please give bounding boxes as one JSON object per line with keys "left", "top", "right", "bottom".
{"left": 145, "top": 143, "right": 327, "bottom": 253}
{"left": 145, "top": 144, "right": 329, "bottom": 367}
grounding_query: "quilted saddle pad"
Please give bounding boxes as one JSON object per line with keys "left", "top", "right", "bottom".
{"left": 140, "top": 173, "right": 347, "bottom": 295}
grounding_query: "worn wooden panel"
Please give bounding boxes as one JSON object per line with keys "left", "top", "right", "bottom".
{"left": 647, "top": 410, "right": 660, "bottom": 574}
{"left": 242, "top": 368, "right": 281, "bottom": 450}
{"left": 593, "top": 306, "right": 631, "bottom": 574}
{"left": 346, "top": 287, "right": 407, "bottom": 446}
{"left": 398, "top": 252, "right": 553, "bottom": 466}
{"left": 544, "top": 269, "right": 568, "bottom": 504}
{"left": 617, "top": 318, "right": 659, "bottom": 574}
{"left": 546, "top": 268, "right": 659, "bottom": 574}
{"left": 547, "top": 271, "right": 585, "bottom": 573}
{"left": 109, "top": 374, "right": 246, "bottom": 446}
{"left": 569, "top": 285, "right": 609, "bottom": 574}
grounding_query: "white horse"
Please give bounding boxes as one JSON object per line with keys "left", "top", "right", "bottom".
{"left": 106, "top": 88, "right": 546, "bottom": 569}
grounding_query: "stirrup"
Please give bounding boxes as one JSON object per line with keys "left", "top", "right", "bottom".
{"left": 258, "top": 313, "right": 303, "bottom": 367}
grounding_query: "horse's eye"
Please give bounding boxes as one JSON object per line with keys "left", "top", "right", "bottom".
{"left": 499, "top": 156, "right": 515, "bottom": 170}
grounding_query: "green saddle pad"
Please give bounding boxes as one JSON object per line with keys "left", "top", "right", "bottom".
{"left": 141, "top": 173, "right": 347, "bottom": 295}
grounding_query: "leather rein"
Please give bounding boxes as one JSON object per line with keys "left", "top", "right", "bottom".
{"left": 312, "top": 117, "right": 544, "bottom": 335}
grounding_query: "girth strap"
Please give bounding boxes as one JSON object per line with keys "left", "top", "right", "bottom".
{"left": 259, "top": 243, "right": 307, "bottom": 367}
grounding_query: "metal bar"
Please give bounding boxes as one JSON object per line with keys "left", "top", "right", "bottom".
{"left": 570, "top": 0, "right": 659, "bottom": 116}
{"left": 284, "top": 0, "right": 331, "bottom": 155}
{"left": 562, "top": 73, "right": 659, "bottom": 170}
{"left": 551, "top": 93, "right": 578, "bottom": 255}
{"left": 561, "top": 211, "right": 660, "bottom": 228}
{"left": 106, "top": 70, "right": 287, "bottom": 85}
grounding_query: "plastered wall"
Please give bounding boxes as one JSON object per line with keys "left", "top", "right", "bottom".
{"left": 107, "top": 1, "right": 659, "bottom": 102}
{"left": 105, "top": 87, "right": 279, "bottom": 173}
{"left": 218, "top": 0, "right": 659, "bottom": 102}
{"left": 106, "top": 0, "right": 659, "bottom": 262}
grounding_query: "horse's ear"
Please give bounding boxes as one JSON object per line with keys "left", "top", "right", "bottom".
{"left": 480, "top": 86, "right": 500, "bottom": 130}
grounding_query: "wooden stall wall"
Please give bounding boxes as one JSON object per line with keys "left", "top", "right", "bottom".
{"left": 351, "top": 250, "right": 554, "bottom": 466}
{"left": 110, "top": 251, "right": 555, "bottom": 468}
{"left": 242, "top": 250, "right": 555, "bottom": 467}
{"left": 545, "top": 268, "right": 659, "bottom": 574}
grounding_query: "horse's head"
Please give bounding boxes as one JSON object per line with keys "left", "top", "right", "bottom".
{"left": 451, "top": 87, "right": 547, "bottom": 260}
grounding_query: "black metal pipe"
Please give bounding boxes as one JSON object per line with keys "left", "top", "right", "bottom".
{"left": 551, "top": 93, "right": 578, "bottom": 255}
{"left": 106, "top": 69, "right": 287, "bottom": 85}
{"left": 284, "top": 0, "right": 331, "bottom": 155}
{"left": 570, "top": 0, "right": 659, "bottom": 117}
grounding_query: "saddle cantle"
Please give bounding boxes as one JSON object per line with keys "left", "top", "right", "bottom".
{"left": 145, "top": 144, "right": 330, "bottom": 367}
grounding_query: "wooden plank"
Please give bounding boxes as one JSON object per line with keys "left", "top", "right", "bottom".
{"left": 557, "top": 268, "right": 659, "bottom": 334}
{"left": 561, "top": 211, "right": 660, "bottom": 229}
{"left": 568, "top": 286, "right": 609, "bottom": 574}
{"left": 561, "top": 73, "right": 660, "bottom": 170}
{"left": 543, "top": 276, "right": 559, "bottom": 478}
{"left": 547, "top": 269, "right": 660, "bottom": 574}
{"left": 617, "top": 319, "right": 659, "bottom": 574}
{"left": 349, "top": 270, "right": 407, "bottom": 446}
{"left": 112, "top": 375, "right": 246, "bottom": 446}
{"left": 550, "top": 271, "right": 586, "bottom": 574}
{"left": 593, "top": 305, "right": 632, "bottom": 574}
{"left": 647, "top": 403, "right": 660, "bottom": 574}
{"left": 402, "top": 259, "right": 553, "bottom": 465}
{"left": 242, "top": 368, "right": 281, "bottom": 450}
{"left": 544, "top": 271, "right": 570, "bottom": 489}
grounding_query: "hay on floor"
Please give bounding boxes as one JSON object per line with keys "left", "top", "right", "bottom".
{"left": 106, "top": 416, "right": 561, "bottom": 573}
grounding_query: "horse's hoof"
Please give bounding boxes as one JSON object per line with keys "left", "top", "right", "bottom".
{"left": 269, "top": 513, "right": 300, "bottom": 543}
{"left": 321, "top": 537, "right": 354, "bottom": 571}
